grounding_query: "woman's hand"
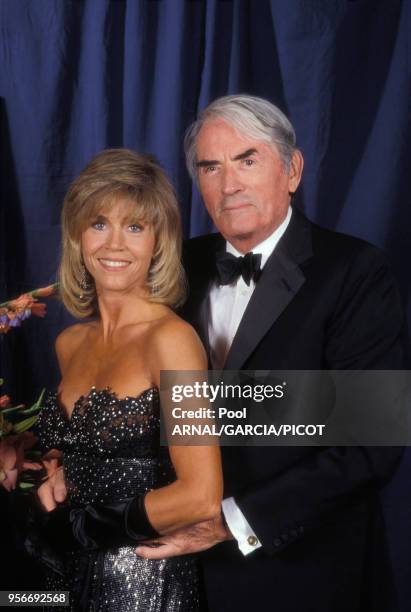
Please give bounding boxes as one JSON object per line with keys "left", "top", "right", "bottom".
{"left": 37, "top": 463, "right": 67, "bottom": 511}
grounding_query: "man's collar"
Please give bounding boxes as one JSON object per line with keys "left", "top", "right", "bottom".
{"left": 225, "top": 206, "right": 292, "bottom": 268}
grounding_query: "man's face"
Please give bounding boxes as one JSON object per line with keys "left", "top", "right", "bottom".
{"left": 196, "top": 119, "right": 303, "bottom": 253}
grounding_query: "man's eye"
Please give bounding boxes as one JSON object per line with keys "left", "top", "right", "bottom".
{"left": 204, "top": 165, "right": 218, "bottom": 174}
{"left": 242, "top": 158, "right": 255, "bottom": 167}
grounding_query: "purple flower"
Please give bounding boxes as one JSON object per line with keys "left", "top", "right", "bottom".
{"left": 21, "top": 309, "right": 31, "bottom": 321}
{"left": 9, "top": 317, "right": 22, "bottom": 328}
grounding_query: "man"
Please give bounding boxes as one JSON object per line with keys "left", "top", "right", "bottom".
{"left": 136, "top": 95, "right": 406, "bottom": 611}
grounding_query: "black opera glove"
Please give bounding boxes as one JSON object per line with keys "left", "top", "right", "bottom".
{"left": 41, "top": 493, "right": 158, "bottom": 552}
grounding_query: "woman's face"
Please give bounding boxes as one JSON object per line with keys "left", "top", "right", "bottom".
{"left": 81, "top": 198, "right": 155, "bottom": 297}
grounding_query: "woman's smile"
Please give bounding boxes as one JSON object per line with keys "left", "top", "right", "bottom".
{"left": 98, "top": 258, "right": 132, "bottom": 270}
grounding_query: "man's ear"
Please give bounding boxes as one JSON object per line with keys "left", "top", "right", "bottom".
{"left": 288, "top": 150, "right": 304, "bottom": 195}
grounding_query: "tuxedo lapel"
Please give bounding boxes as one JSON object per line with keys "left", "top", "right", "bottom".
{"left": 224, "top": 209, "right": 313, "bottom": 370}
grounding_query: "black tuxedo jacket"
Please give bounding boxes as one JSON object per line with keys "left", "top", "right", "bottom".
{"left": 181, "top": 208, "right": 406, "bottom": 612}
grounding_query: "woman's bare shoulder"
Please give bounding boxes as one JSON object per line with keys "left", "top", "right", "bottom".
{"left": 55, "top": 322, "right": 96, "bottom": 362}
{"left": 152, "top": 313, "right": 203, "bottom": 347}
{"left": 149, "top": 313, "right": 207, "bottom": 369}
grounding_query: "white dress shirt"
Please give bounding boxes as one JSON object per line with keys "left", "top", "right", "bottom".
{"left": 209, "top": 207, "right": 292, "bottom": 554}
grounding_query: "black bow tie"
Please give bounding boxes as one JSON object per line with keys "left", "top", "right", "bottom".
{"left": 215, "top": 251, "right": 262, "bottom": 286}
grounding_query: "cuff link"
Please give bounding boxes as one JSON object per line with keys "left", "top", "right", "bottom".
{"left": 247, "top": 535, "right": 259, "bottom": 546}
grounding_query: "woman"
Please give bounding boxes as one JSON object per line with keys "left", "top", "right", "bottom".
{"left": 33, "top": 149, "right": 222, "bottom": 611}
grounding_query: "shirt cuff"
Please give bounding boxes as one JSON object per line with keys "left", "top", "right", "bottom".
{"left": 222, "top": 496, "right": 262, "bottom": 555}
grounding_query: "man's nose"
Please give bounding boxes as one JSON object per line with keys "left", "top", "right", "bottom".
{"left": 221, "top": 166, "right": 243, "bottom": 195}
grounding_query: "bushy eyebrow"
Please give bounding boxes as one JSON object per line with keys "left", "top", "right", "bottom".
{"left": 196, "top": 148, "right": 258, "bottom": 168}
{"left": 232, "top": 148, "right": 258, "bottom": 161}
{"left": 196, "top": 158, "right": 220, "bottom": 169}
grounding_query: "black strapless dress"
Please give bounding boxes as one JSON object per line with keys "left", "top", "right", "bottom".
{"left": 33, "top": 387, "right": 199, "bottom": 611}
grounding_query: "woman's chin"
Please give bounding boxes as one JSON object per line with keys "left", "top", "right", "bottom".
{"left": 95, "top": 279, "right": 147, "bottom": 297}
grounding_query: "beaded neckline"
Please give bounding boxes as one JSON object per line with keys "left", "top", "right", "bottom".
{"left": 51, "top": 385, "right": 159, "bottom": 422}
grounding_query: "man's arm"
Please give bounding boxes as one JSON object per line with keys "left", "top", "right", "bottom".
{"left": 235, "top": 245, "right": 405, "bottom": 553}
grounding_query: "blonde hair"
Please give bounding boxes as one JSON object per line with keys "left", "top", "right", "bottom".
{"left": 59, "top": 148, "right": 186, "bottom": 318}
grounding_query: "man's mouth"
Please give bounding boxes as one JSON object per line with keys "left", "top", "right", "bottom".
{"left": 98, "top": 258, "right": 131, "bottom": 270}
{"left": 220, "top": 201, "right": 252, "bottom": 212}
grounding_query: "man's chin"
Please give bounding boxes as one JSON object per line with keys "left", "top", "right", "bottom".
{"left": 219, "top": 220, "right": 256, "bottom": 239}
{"left": 220, "top": 229, "right": 259, "bottom": 252}
{"left": 230, "top": 231, "right": 255, "bottom": 242}
{"left": 220, "top": 224, "right": 252, "bottom": 237}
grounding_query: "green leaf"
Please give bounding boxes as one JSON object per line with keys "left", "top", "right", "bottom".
{"left": 18, "top": 482, "right": 36, "bottom": 489}
{"left": 20, "top": 405, "right": 41, "bottom": 416}
{"left": 21, "top": 390, "right": 45, "bottom": 415}
{"left": 12, "top": 414, "right": 38, "bottom": 433}
{"left": 1, "top": 405, "right": 25, "bottom": 415}
{"left": 21, "top": 389, "right": 45, "bottom": 415}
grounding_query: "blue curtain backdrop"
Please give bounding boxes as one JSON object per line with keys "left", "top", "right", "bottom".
{"left": 0, "top": 0, "right": 410, "bottom": 604}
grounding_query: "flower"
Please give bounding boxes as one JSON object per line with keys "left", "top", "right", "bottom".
{"left": 30, "top": 302, "right": 47, "bottom": 318}
{"left": 0, "top": 386, "right": 46, "bottom": 491}
{"left": 0, "top": 284, "right": 58, "bottom": 334}
{"left": 0, "top": 310, "right": 9, "bottom": 334}
{"left": 0, "top": 395, "right": 11, "bottom": 410}
{"left": 0, "top": 432, "right": 42, "bottom": 492}
{"left": 10, "top": 294, "right": 34, "bottom": 312}
{"left": 0, "top": 284, "right": 59, "bottom": 486}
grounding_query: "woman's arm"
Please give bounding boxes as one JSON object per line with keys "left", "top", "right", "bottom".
{"left": 34, "top": 319, "right": 222, "bottom": 551}
{"left": 144, "top": 318, "right": 223, "bottom": 534}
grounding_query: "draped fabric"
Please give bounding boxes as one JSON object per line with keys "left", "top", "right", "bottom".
{"left": 1, "top": 1, "right": 410, "bottom": 301}
{"left": 0, "top": 0, "right": 410, "bottom": 607}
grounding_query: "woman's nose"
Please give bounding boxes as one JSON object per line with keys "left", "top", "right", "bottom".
{"left": 105, "top": 226, "right": 125, "bottom": 249}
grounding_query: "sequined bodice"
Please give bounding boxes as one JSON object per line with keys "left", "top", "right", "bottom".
{"left": 34, "top": 387, "right": 199, "bottom": 611}
{"left": 35, "top": 387, "right": 175, "bottom": 505}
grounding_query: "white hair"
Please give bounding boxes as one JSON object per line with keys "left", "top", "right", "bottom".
{"left": 184, "top": 94, "right": 297, "bottom": 181}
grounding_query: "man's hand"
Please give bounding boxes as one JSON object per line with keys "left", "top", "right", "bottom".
{"left": 37, "top": 463, "right": 67, "bottom": 511}
{"left": 135, "top": 514, "right": 233, "bottom": 560}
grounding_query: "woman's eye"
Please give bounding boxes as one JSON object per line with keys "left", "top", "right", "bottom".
{"left": 91, "top": 221, "right": 105, "bottom": 231}
{"left": 128, "top": 224, "right": 143, "bottom": 233}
